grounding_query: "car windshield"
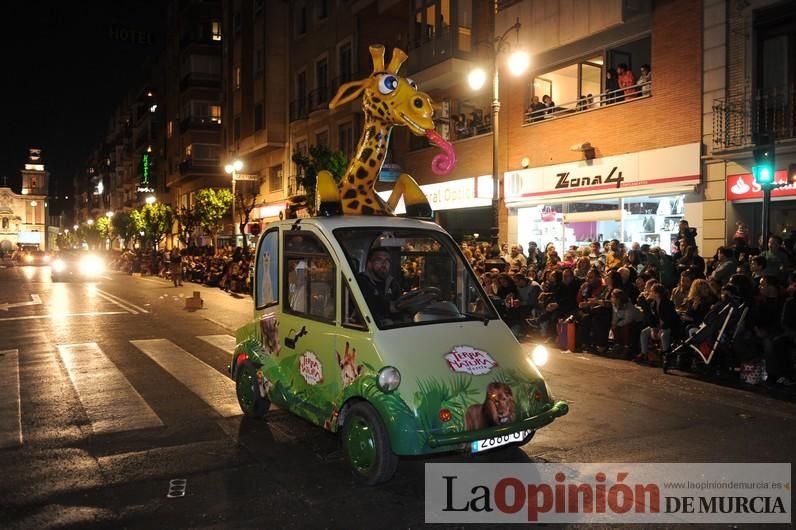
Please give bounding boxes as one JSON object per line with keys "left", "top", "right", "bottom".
{"left": 334, "top": 227, "right": 498, "bottom": 329}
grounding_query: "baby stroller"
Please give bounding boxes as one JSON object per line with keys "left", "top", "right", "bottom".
{"left": 663, "top": 296, "right": 748, "bottom": 376}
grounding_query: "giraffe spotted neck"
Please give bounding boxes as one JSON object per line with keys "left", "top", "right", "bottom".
{"left": 338, "top": 116, "right": 392, "bottom": 215}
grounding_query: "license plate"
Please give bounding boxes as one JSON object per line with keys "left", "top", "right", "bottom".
{"left": 470, "top": 429, "right": 532, "bottom": 453}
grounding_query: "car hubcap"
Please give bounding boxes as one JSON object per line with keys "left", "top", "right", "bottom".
{"left": 346, "top": 416, "right": 376, "bottom": 473}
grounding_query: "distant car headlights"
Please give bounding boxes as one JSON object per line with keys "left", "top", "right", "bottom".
{"left": 51, "top": 259, "right": 66, "bottom": 272}
{"left": 24, "top": 255, "right": 33, "bottom": 263}
{"left": 79, "top": 255, "right": 105, "bottom": 277}
{"left": 377, "top": 366, "right": 401, "bottom": 393}
{"left": 43, "top": 255, "right": 50, "bottom": 263}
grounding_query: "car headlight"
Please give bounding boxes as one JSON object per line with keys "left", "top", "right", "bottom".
{"left": 377, "top": 366, "right": 401, "bottom": 393}
{"left": 80, "top": 256, "right": 105, "bottom": 276}
{"left": 531, "top": 344, "right": 549, "bottom": 367}
{"left": 43, "top": 255, "right": 51, "bottom": 263}
{"left": 52, "top": 259, "right": 66, "bottom": 272}
{"left": 24, "top": 255, "right": 33, "bottom": 263}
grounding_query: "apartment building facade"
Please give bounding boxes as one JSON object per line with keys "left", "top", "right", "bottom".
{"left": 704, "top": 0, "right": 796, "bottom": 252}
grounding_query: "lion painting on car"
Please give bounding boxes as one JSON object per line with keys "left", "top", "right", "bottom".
{"left": 464, "top": 382, "right": 516, "bottom": 431}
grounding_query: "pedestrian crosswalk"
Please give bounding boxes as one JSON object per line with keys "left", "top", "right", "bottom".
{"left": 1, "top": 334, "right": 244, "bottom": 448}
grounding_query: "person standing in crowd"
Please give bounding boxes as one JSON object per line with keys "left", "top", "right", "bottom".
{"left": 169, "top": 250, "right": 183, "bottom": 287}
{"left": 762, "top": 235, "right": 790, "bottom": 283}
{"left": 527, "top": 241, "right": 543, "bottom": 270}
{"left": 678, "top": 220, "right": 697, "bottom": 248}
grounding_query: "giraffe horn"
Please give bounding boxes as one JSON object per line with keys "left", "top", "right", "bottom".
{"left": 369, "top": 44, "right": 385, "bottom": 73}
{"left": 386, "top": 48, "right": 408, "bottom": 74}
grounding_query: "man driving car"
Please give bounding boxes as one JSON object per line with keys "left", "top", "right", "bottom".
{"left": 356, "top": 247, "right": 402, "bottom": 323}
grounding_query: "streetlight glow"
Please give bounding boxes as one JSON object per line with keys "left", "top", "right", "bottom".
{"left": 87, "top": 219, "right": 94, "bottom": 226}
{"left": 106, "top": 211, "right": 114, "bottom": 218}
{"left": 73, "top": 224, "right": 79, "bottom": 231}
{"left": 145, "top": 195, "right": 156, "bottom": 205}
{"left": 508, "top": 50, "right": 530, "bottom": 76}
{"left": 468, "top": 68, "right": 487, "bottom": 91}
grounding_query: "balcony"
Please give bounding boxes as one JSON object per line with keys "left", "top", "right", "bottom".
{"left": 287, "top": 175, "right": 306, "bottom": 198}
{"left": 179, "top": 72, "right": 221, "bottom": 92}
{"left": 290, "top": 76, "right": 351, "bottom": 122}
{"left": 179, "top": 157, "right": 221, "bottom": 176}
{"left": 180, "top": 116, "right": 222, "bottom": 134}
{"left": 712, "top": 87, "right": 796, "bottom": 152}
{"left": 290, "top": 97, "right": 309, "bottom": 122}
{"left": 523, "top": 80, "right": 652, "bottom": 125}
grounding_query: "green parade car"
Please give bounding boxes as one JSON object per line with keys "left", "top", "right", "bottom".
{"left": 229, "top": 215, "right": 568, "bottom": 484}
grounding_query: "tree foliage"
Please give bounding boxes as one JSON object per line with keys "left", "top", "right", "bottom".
{"left": 235, "top": 179, "right": 259, "bottom": 249}
{"left": 139, "top": 202, "right": 174, "bottom": 249}
{"left": 111, "top": 212, "right": 137, "bottom": 249}
{"left": 292, "top": 144, "right": 348, "bottom": 214}
{"left": 175, "top": 206, "right": 200, "bottom": 248}
{"left": 194, "top": 188, "right": 233, "bottom": 247}
{"left": 95, "top": 216, "right": 112, "bottom": 243}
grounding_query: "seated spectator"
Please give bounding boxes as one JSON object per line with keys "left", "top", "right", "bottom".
{"left": 681, "top": 278, "right": 717, "bottom": 336}
{"left": 677, "top": 245, "right": 706, "bottom": 279}
{"left": 574, "top": 269, "right": 613, "bottom": 353}
{"left": 710, "top": 246, "right": 738, "bottom": 286}
{"left": 639, "top": 284, "right": 681, "bottom": 359}
{"left": 542, "top": 95, "right": 556, "bottom": 115}
{"left": 611, "top": 289, "right": 643, "bottom": 358}
{"left": 671, "top": 270, "right": 694, "bottom": 313}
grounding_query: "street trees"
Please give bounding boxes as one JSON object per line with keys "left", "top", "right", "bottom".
{"left": 95, "top": 216, "right": 113, "bottom": 249}
{"left": 194, "top": 188, "right": 232, "bottom": 249}
{"left": 111, "top": 212, "right": 137, "bottom": 249}
{"left": 234, "top": 179, "right": 259, "bottom": 250}
{"left": 292, "top": 144, "right": 347, "bottom": 214}
{"left": 134, "top": 202, "right": 174, "bottom": 250}
{"left": 175, "top": 206, "right": 200, "bottom": 248}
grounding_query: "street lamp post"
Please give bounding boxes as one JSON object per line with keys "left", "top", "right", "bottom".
{"left": 224, "top": 160, "right": 243, "bottom": 247}
{"left": 469, "top": 16, "right": 528, "bottom": 248}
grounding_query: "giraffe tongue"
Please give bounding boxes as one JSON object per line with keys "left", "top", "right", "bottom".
{"left": 426, "top": 129, "right": 457, "bottom": 176}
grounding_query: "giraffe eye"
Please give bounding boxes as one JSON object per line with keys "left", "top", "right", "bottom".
{"left": 378, "top": 75, "right": 399, "bottom": 95}
{"left": 407, "top": 78, "right": 418, "bottom": 90}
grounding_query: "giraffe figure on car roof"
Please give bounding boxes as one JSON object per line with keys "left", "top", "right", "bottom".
{"left": 315, "top": 44, "right": 456, "bottom": 217}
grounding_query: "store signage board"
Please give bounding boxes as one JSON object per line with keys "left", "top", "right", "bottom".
{"left": 504, "top": 143, "right": 701, "bottom": 203}
{"left": 726, "top": 171, "right": 796, "bottom": 201}
{"left": 377, "top": 176, "right": 492, "bottom": 214}
{"left": 233, "top": 173, "right": 259, "bottom": 181}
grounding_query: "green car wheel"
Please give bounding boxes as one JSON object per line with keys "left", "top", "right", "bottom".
{"left": 342, "top": 401, "right": 398, "bottom": 485}
{"left": 235, "top": 360, "right": 269, "bottom": 419}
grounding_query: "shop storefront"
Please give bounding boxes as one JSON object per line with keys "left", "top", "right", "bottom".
{"left": 726, "top": 170, "right": 796, "bottom": 245}
{"left": 504, "top": 143, "right": 701, "bottom": 254}
{"left": 378, "top": 175, "right": 494, "bottom": 242}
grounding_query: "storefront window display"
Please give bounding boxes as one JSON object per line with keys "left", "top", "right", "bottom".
{"left": 516, "top": 194, "right": 685, "bottom": 255}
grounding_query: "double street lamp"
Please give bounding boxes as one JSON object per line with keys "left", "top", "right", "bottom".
{"left": 224, "top": 159, "right": 244, "bottom": 247}
{"left": 468, "top": 17, "right": 529, "bottom": 247}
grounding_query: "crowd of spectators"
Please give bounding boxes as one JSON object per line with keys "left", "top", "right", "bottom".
{"left": 109, "top": 246, "right": 253, "bottom": 294}
{"left": 461, "top": 220, "right": 796, "bottom": 389}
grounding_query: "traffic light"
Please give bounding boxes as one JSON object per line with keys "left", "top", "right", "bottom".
{"left": 752, "top": 145, "right": 775, "bottom": 185}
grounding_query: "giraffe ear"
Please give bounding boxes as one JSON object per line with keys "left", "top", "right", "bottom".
{"left": 329, "top": 79, "right": 368, "bottom": 109}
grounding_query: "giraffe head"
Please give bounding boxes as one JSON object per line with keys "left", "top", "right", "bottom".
{"left": 330, "top": 44, "right": 455, "bottom": 175}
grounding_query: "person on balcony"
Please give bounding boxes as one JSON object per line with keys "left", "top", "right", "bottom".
{"left": 617, "top": 63, "right": 637, "bottom": 98}
{"left": 605, "top": 68, "right": 622, "bottom": 104}
{"left": 638, "top": 64, "right": 652, "bottom": 96}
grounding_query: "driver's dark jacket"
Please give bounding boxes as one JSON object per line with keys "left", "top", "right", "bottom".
{"left": 356, "top": 271, "right": 401, "bottom": 320}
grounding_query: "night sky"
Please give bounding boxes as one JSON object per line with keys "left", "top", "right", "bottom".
{"left": 1, "top": 1, "right": 167, "bottom": 215}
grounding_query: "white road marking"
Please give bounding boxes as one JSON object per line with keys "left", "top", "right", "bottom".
{"left": 0, "top": 311, "right": 128, "bottom": 322}
{"left": 0, "top": 349, "right": 22, "bottom": 448}
{"left": 94, "top": 288, "right": 150, "bottom": 314}
{"left": 58, "top": 343, "right": 164, "bottom": 434}
{"left": 131, "top": 339, "right": 240, "bottom": 418}
{"left": 93, "top": 289, "right": 138, "bottom": 314}
{"left": 0, "top": 293, "right": 43, "bottom": 311}
{"left": 197, "top": 334, "right": 236, "bottom": 353}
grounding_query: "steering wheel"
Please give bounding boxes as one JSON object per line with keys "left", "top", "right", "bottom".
{"left": 395, "top": 286, "right": 441, "bottom": 313}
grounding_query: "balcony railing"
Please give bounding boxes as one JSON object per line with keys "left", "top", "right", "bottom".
{"left": 179, "top": 157, "right": 221, "bottom": 175}
{"left": 179, "top": 116, "right": 222, "bottom": 134}
{"left": 712, "top": 86, "right": 796, "bottom": 151}
{"left": 289, "top": 76, "right": 352, "bottom": 122}
{"left": 524, "top": 80, "right": 652, "bottom": 124}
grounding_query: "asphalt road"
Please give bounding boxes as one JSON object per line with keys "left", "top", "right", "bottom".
{"left": 0, "top": 262, "right": 794, "bottom": 529}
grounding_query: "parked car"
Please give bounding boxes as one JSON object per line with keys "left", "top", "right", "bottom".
{"left": 229, "top": 216, "right": 568, "bottom": 484}
{"left": 50, "top": 250, "right": 105, "bottom": 282}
